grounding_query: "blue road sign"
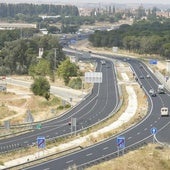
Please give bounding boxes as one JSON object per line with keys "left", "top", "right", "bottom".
{"left": 150, "top": 127, "right": 157, "bottom": 135}
{"left": 37, "top": 136, "right": 46, "bottom": 149}
{"left": 149, "top": 59, "right": 157, "bottom": 65}
{"left": 70, "top": 39, "right": 76, "bottom": 44}
{"left": 117, "top": 136, "right": 125, "bottom": 149}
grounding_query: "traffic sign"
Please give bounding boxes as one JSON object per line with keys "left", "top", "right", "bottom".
{"left": 150, "top": 127, "right": 157, "bottom": 135}
{"left": 117, "top": 136, "right": 125, "bottom": 149}
{"left": 36, "top": 123, "right": 42, "bottom": 129}
{"left": 149, "top": 59, "right": 157, "bottom": 65}
{"left": 85, "top": 72, "right": 102, "bottom": 83}
{"left": 37, "top": 136, "right": 45, "bottom": 149}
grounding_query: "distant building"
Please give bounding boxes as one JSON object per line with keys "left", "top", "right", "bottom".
{"left": 156, "top": 11, "right": 170, "bottom": 18}
{"left": 40, "top": 15, "right": 61, "bottom": 20}
{"left": 79, "top": 8, "right": 93, "bottom": 16}
{"left": 0, "top": 23, "right": 36, "bottom": 30}
{"left": 40, "top": 28, "right": 48, "bottom": 35}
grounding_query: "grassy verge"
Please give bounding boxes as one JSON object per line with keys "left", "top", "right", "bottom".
{"left": 86, "top": 144, "right": 170, "bottom": 170}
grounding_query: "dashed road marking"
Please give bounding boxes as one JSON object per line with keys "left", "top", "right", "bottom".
{"left": 66, "top": 160, "right": 73, "bottom": 164}
{"left": 103, "top": 147, "right": 109, "bottom": 150}
{"left": 86, "top": 153, "right": 93, "bottom": 156}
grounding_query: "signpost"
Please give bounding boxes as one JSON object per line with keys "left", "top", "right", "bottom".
{"left": 85, "top": 72, "right": 102, "bottom": 83}
{"left": 150, "top": 127, "right": 157, "bottom": 143}
{"left": 36, "top": 123, "right": 42, "bottom": 129}
{"left": 71, "top": 118, "right": 77, "bottom": 135}
{"left": 4, "top": 120, "right": 10, "bottom": 130}
{"left": 37, "top": 136, "right": 46, "bottom": 149}
{"left": 149, "top": 59, "right": 157, "bottom": 65}
{"left": 116, "top": 136, "right": 125, "bottom": 156}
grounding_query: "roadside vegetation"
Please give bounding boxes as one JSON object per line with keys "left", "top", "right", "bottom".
{"left": 86, "top": 144, "right": 170, "bottom": 170}
{"left": 89, "top": 19, "right": 170, "bottom": 59}
{"left": 0, "top": 4, "right": 170, "bottom": 169}
{"left": 0, "top": 61, "right": 148, "bottom": 168}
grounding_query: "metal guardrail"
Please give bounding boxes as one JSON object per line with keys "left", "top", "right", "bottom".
{"left": 0, "top": 56, "right": 123, "bottom": 163}
{"left": 1, "top": 146, "right": 82, "bottom": 170}
{"left": 154, "top": 70, "right": 170, "bottom": 91}
{"left": 75, "top": 137, "right": 152, "bottom": 170}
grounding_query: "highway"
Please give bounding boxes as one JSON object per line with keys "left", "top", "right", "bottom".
{"left": 0, "top": 58, "right": 120, "bottom": 153}
{"left": 24, "top": 53, "right": 170, "bottom": 170}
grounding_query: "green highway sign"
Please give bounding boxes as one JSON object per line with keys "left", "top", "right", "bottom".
{"left": 36, "top": 123, "right": 42, "bottom": 129}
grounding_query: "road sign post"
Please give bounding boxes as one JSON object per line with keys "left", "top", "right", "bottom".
{"left": 116, "top": 136, "right": 125, "bottom": 156}
{"left": 36, "top": 123, "right": 42, "bottom": 129}
{"left": 150, "top": 127, "right": 157, "bottom": 143}
{"left": 71, "top": 118, "right": 77, "bottom": 135}
{"left": 85, "top": 72, "right": 102, "bottom": 83}
{"left": 37, "top": 136, "right": 46, "bottom": 149}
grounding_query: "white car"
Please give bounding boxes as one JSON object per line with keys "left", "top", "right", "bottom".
{"left": 139, "top": 75, "right": 144, "bottom": 79}
{"left": 146, "top": 74, "right": 150, "bottom": 78}
{"left": 149, "top": 89, "right": 156, "bottom": 97}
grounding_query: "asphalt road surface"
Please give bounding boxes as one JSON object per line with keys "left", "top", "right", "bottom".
{"left": 24, "top": 53, "right": 170, "bottom": 170}
{"left": 0, "top": 58, "right": 120, "bottom": 154}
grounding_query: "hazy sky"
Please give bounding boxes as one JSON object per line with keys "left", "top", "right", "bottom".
{"left": 1, "top": 0, "right": 170, "bottom": 4}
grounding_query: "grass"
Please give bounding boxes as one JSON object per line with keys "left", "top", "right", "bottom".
{"left": 85, "top": 144, "right": 170, "bottom": 170}
{"left": 0, "top": 105, "right": 17, "bottom": 120}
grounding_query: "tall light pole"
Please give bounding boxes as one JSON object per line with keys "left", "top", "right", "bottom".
{"left": 53, "top": 48, "right": 57, "bottom": 82}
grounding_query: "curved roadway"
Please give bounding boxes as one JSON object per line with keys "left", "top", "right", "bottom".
{"left": 24, "top": 54, "right": 170, "bottom": 170}
{"left": 0, "top": 58, "right": 119, "bottom": 153}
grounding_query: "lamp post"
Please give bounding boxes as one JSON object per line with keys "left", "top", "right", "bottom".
{"left": 53, "top": 48, "right": 57, "bottom": 82}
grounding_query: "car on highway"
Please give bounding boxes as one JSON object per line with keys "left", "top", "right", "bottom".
{"left": 146, "top": 74, "right": 150, "bottom": 78}
{"left": 149, "top": 89, "right": 156, "bottom": 97}
{"left": 139, "top": 75, "right": 144, "bottom": 79}
{"left": 101, "top": 60, "right": 106, "bottom": 65}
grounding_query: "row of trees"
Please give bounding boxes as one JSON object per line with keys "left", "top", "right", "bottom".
{"left": 89, "top": 19, "right": 170, "bottom": 59}
{"left": 30, "top": 58, "right": 82, "bottom": 100}
{"left": 0, "top": 29, "right": 38, "bottom": 50}
{"left": 0, "top": 35, "right": 65, "bottom": 75}
{"left": 0, "top": 30, "right": 82, "bottom": 99}
{"left": 0, "top": 3, "right": 79, "bottom": 18}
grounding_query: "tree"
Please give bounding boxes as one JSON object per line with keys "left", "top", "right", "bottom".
{"left": 28, "top": 58, "right": 51, "bottom": 78}
{"left": 31, "top": 77, "right": 50, "bottom": 100}
{"left": 162, "top": 43, "right": 170, "bottom": 59}
{"left": 57, "top": 58, "right": 78, "bottom": 85}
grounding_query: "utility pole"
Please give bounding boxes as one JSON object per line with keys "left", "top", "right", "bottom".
{"left": 20, "top": 28, "right": 23, "bottom": 39}
{"left": 53, "top": 48, "right": 57, "bottom": 82}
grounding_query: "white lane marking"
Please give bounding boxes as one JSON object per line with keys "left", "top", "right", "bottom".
{"left": 66, "top": 160, "right": 73, "bottom": 164}
{"left": 103, "top": 147, "right": 109, "bottom": 150}
{"left": 127, "top": 136, "right": 132, "bottom": 140}
{"left": 137, "top": 132, "right": 140, "bottom": 135}
{"left": 155, "top": 120, "right": 157, "bottom": 123}
{"left": 150, "top": 124, "right": 153, "bottom": 127}
{"left": 43, "top": 168, "right": 50, "bottom": 170}
{"left": 144, "top": 128, "right": 147, "bottom": 131}
{"left": 86, "top": 153, "right": 93, "bottom": 156}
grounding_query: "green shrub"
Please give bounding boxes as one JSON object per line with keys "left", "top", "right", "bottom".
{"left": 68, "top": 77, "right": 82, "bottom": 89}
{"left": 57, "top": 105, "right": 64, "bottom": 110}
{"left": 65, "top": 104, "right": 71, "bottom": 108}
